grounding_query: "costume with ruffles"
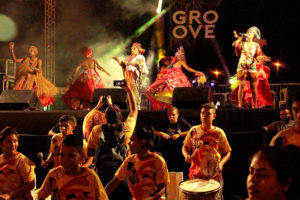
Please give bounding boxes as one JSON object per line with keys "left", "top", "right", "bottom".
{"left": 234, "top": 39, "right": 262, "bottom": 77}
{"left": 62, "top": 68, "right": 104, "bottom": 109}
{"left": 146, "top": 67, "right": 191, "bottom": 110}
{"left": 124, "top": 54, "right": 148, "bottom": 107}
{"left": 229, "top": 64, "right": 274, "bottom": 108}
{"left": 14, "top": 57, "right": 57, "bottom": 107}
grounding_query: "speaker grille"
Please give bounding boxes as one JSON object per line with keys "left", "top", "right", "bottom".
{"left": 0, "top": 90, "right": 43, "bottom": 110}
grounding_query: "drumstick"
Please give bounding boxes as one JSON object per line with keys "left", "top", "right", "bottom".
{"left": 191, "top": 140, "right": 203, "bottom": 159}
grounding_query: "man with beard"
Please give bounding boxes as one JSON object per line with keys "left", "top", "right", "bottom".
{"left": 270, "top": 93, "right": 300, "bottom": 149}
{"left": 263, "top": 105, "right": 294, "bottom": 133}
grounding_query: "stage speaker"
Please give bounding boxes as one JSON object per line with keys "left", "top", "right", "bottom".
{"left": 0, "top": 90, "right": 43, "bottom": 110}
{"left": 91, "top": 88, "right": 128, "bottom": 110}
{"left": 172, "top": 86, "right": 209, "bottom": 109}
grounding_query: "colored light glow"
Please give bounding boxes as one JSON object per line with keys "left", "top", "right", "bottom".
{"left": 274, "top": 62, "right": 281, "bottom": 67}
{"left": 273, "top": 61, "right": 282, "bottom": 73}
{"left": 210, "top": 39, "right": 231, "bottom": 79}
{"left": 101, "top": 5, "right": 172, "bottom": 61}
{"left": 210, "top": 82, "right": 215, "bottom": 87}
{"left": 0, "top": 14, "right": 17, "bottom": 41}
{"left": 211, "top": 69, "right": 222, "bottom": 79}
{"left": 229, "top": 79, "right": 234, "bottom": 85}
{"left": 156, "top": 0, "right": 163, "bottom": 14}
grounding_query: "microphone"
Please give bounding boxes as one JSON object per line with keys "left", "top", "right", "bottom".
{"left": 238, "top": 33, "right": 248, "bottom": 37}
{"left": 37, "top": 152, "right": 44, "bottom": 162}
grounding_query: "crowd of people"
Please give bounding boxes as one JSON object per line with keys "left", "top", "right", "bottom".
{"left": 2, "top": 27, "right": 299, "bottom": 199}
{"left": 1, "top": 81, "right": 300, "bottom": 199}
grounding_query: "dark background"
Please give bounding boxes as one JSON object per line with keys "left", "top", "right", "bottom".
{"left": 0, "top": 0, "right": 299, "bottom": 86}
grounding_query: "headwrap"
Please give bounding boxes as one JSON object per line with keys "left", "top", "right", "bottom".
{"left": 83, "top": 47, "right": 92, "bottom": 58}
{"left": 29, "top": 46, "right": 38, "bottom": 55}
{"left": 171, "top": 45, "right": 186, "bottom": 64}
{"left": 247, "top": 26, "right": 261, "bottom": 40}
{"left": 132, "top": 42, "right": 145, "bottom": 54}
{"left": 247, "top": 26, "right": 268, "bottom": 47}
{"left": 159, "top": 56, "right": 171, "bottom": 67}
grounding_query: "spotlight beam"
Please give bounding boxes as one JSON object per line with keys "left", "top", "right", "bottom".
{"left": 156, "top": 0, "right": 163, "bottom": 14}
{"left": 209, "top": 39, "right": 231, "bottom": 79}
{"left": 101, "top": 3, "right": 174, "bottom": 61}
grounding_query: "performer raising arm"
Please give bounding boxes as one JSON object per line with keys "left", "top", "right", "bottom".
{"left": 62, "top": 46, "right": 111, "bottom": 110}
{"left": 113, "top": 42, "right": 148, "bottom": 109}
{"left": 146, "top": 46, "right": 206, "bottom": 110}
{"left": 232, "top": 27, "right": 269, "bottom": 108}
{"left": 9, "top": 42, "right": 58, "bottom": 107}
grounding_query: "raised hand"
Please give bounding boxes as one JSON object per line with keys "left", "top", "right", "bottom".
{"left": 9, "top": 42, "right": 15, "bottom": 51}
{"left": 106, "top": 95, "right": 113, "bottom": 106}
{"left": 113, "top": 56, "right": 126, "bottom": 70}
{"left": 113, "top": 56, "right": 120, "bottom": 64}
{"left": 233, "top": 30, "right": 239, "bottom": 38}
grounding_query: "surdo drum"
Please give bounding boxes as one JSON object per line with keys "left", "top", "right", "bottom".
{"left": 179, "top": 179, "right": 221, "bottom": 200}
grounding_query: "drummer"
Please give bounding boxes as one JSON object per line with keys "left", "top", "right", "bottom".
{"left": 182, "top": 103, "right": 231, "bottom": 199}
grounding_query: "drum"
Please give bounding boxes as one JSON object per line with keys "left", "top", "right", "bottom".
{"left": 179, "top": 179, "right": 221, "bottom": 200}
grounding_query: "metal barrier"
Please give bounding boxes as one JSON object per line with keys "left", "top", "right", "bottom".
{"left": 0, "top": 59, "right": 16, "bottom": 92}
{"left": 212, "top": 83, "right": 300, "bottom": 108}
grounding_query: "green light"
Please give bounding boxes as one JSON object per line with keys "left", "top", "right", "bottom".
{"left": 0, "top": 14, "right": 17, "bottom": 41}
{"left": 101, "top": 5, "right": 172, "bottom": 61}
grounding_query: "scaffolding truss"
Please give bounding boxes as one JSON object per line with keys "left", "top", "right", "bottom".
{"left": 44, "top": 0, "right": 56, "bottom": 83}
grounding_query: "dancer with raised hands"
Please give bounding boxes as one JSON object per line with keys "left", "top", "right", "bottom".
{"left": 9, "top": 42, "right": 57, "bottom": 107}
{"left": 62, "top": 46, "right": 110, "bottom": 109}
{"left": 113, "top": 42, "right": 148, "bottom": 109}
{"left": 232, "top": 26, "right": 269, "bottom": 108}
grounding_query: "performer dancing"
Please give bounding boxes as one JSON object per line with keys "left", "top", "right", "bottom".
{"left": 146, "top": 56, "right": 173, "bottom": 110}
{"left": 232, "top": 26, "right": 269, "bottom": 108}
{"left": 9, "top": 42, "right": 58, "bottom": 107}
{"left": 230, "top": 54, "right": 273, "bottom": 108}
{"left": 146, "top": 46, "right": 206, "bottom": 110}
{"left": 113, "top": 42, "right": 148, "bottom": 109}
{"left": 62, "top": 46, "right": 111, "bottom": 109}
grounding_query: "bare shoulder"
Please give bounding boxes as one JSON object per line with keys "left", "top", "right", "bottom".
{"left": 80, "top": 58, "right": 94, "bottom": 69}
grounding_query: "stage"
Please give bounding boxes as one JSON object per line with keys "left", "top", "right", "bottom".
{"left": 0, "top": 107, "right": 279, "bottom": 199}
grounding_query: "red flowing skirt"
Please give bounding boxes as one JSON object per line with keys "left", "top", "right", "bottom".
{"left": 229, "top": 65, "right": 274, "bottom": 108}
{"left": 62, "top": 69, "right": 104, "bottom": 109}
{"left": 146, "top": 67, "right": 191, "bottom": 110}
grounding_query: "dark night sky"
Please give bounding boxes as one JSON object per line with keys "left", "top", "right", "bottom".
{"left": 0, "top": 0, "right": 299, "bottom": 86}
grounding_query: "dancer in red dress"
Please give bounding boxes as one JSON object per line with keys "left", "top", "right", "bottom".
{"left": 62, "top": 46, "right": 110, "bottom": 109}
{"left": 146, "top": 46, "right": 206, "bottom": 110}
{"left": 230, "top": 55, "right": 273, "bottom": 108}
{"left": 9, "top": 42, "right": 58, "bottom": 107}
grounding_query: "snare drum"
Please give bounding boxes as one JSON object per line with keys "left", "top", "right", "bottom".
{"left": 179, "top": 179, "right": 221, "bottom": 200}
